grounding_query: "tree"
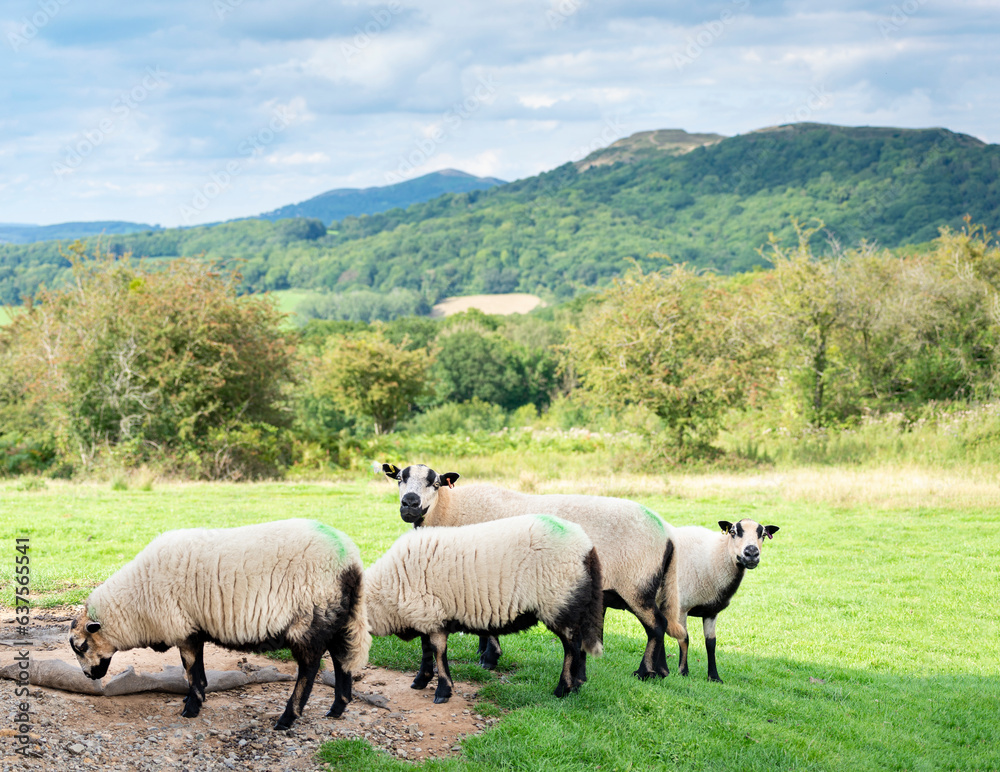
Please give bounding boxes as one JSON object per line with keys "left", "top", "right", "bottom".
{"left": 564, "top": 264, "right": 765, "bottom": 450}
{"left": 0, "top": 245, "right": 296, "bottom": 474}
{"left": 313, "top": 331, "right": 431, "bottom": 434}
{"left": 759, "top": 223, "right": 851, "bottom": 426}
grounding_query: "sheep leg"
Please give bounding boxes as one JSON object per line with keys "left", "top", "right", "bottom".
{"left": 704, "top": 616, "right": 722, "bottom": 683}
{"left": 478, "top": 634, "right": 502, "bottom": 670}
{"left": 429, "top": 632, "right": 453, "bottom": 704}
{"left": 411, "top": 634, "right": 436, "bottom": 690}
{"left": 632, "top": 606, "right": 670, "bottom": 680}
{"left": 276, "top": 645, "right": 323, "bottom": 731}
{"left": 178, "top": 637, "right": 207, "bottom": 718}
{"left": 553, "top": 632, "right": 583, "bottom": 698}
{"left": 677, "top": 612, "right": 690, "bottom": 676}
{"left": 326, "top": 646, "right": 353, "bottom": 719}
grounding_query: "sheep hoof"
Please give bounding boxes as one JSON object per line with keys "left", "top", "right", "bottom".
{"left": 433, "top": 694, "right": 450, "bottom": 704}
{"left": 708, "top": 675, "right": 723, "bottom": 684}
{"left": 181, "top": 697, "right": 201, "bottom": 718}
{"left": 631, "top": 668, "right": 655, "bottom": 681}
{"left": 274, "top": 716, "right": 295, "bottom": 731}
{"left": 326, "top": 702, "right": 347, "bottom": 719}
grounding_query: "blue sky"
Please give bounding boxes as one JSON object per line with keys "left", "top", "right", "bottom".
{"left": 2, "top": 0, "right": 997, "bottom": 227}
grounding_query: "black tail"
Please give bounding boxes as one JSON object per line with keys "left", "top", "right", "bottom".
{"left": 581, "top": 547, "right": 604, "bottom": 657}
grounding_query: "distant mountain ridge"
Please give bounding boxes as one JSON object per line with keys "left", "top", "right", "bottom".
{"left": 0, "top": 221, "right": 160, "bottom": 245}
{"left": 2, "top": 122, "right": 998, "bottom": 307}
{"left": 256, "top": 169, "right": 506, "bottom": 223}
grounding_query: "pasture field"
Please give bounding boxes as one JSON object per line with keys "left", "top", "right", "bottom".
{"left": 2, "top": 466, "right": 998, "bottom": 771}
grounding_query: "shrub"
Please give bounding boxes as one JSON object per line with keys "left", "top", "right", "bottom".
{"left": 0, "top": 246, "right": 297, "bottom": 476}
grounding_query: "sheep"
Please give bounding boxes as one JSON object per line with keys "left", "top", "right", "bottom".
{"left": 382, "top": 463, "right": 684, "bottom": 680}
{"left": 673, "top": 518, "right": 779, "bottom": 682}
{"left": 68, "top": 519, "right": 371, "bottom": 730}
{"left": 364, "top": 514, "right": 604, "bottom": 703}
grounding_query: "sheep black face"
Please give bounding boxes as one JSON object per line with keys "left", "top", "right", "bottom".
{"left": 69, "top": 613, "right": 117, "bottom": 680}
{"left": 718, "top": 519, "right": 779, "bottom": 570}
{"left": 383, "top": 463, "right": 460, "bottom": 525}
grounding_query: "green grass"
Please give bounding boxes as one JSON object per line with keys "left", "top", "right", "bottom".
{"left": 1, "top": 470, "right": 997, "bottom": 771}
{"left": 266, "top": 287, "right": 325, "bottom": 325}
{"left": 0, "top": 305, "right": 21, "bottom": 326}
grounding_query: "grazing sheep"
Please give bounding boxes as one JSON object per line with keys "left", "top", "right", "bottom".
{"left": 382, "top": 463, "right": 684, "bottom": 679}
{"left": 674, "top": 518, "right": 779, "bottom": 682}
{"left": 365, "top": 515, "right": 604, "bottom": 703}
{"left": 68, "top": 519, "right": 371, "bottom": 730}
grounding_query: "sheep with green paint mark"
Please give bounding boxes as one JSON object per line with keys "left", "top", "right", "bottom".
{"left": 383, "top": 463, "right": 683, "bottom": 680}
{"left": 364, "top": 514, "right": 604, "bottom": 703}
{"left": 69, "top": 519, "right": 371, "bottom": 730}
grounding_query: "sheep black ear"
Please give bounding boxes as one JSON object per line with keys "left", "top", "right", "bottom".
{"left": 718, "top": 520, "right": 733, "bottom": 533}
{"left": 382, "top": 463, "right": 401, "bottom": 480}
{"left": 764, "top": 525, "right": 779, "bottom": 539}
{"left": 86, "top": 621, "right": 102, "bottom": 634}
{"left": 440, "top": 472, "right": 460, "bottom": 488}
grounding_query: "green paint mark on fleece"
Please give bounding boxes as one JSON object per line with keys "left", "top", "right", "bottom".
{"left": 311, "top": 521, "right": 348, "bottom": 560}
{"left": 87, "top": 604, "right": 99, "bottom": 622}
{"left": 534, "top": 514, "right": 571, "bottom": 537}
{"left": 639, "top": 505, "right": 666, "bottom": 534}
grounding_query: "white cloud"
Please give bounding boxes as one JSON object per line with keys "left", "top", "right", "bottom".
{"left": 0, "top": 0, "right": 996, "bottom": 226}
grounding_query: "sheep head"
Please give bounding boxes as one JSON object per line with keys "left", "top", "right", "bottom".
{"left": 69, "top": 609, "right": 118, "bottom": 680}
{"left": 718, "top": 519, "right": 779, "bottom": 570}
{"left": 383, "top": 463, "right": 460, "bottom": 525}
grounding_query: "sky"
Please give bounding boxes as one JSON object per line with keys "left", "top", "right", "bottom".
{"left": 1, "top": 0, "right": 998, "bottom": 228}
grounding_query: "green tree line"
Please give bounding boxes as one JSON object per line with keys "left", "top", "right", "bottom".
{"left": 2, "top": 220, "right": 999, "bottom": 478}
{"left": 2, "top": 124, "right": 998, "bottom": 307}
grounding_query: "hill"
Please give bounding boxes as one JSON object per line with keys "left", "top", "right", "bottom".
{"left": 0, "top": 220, "right": 160, "bottom": 245}
{"left": 575, "top": 128, "right": 725, "bottom": 170}
{"left": 255, "top": 169, "right": 505, "bottom": 222}
{"left": 1, "top": 123, "right": 997, "bottom": 307}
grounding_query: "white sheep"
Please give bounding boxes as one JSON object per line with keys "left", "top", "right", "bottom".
{"left": 382, "top": 463, "right": 684, "bottom": 680}
{"left": 364, "top": 514, "right": 604, "bottom": 703}
{"left": 68, "top": 519, "right": 371, "bottom": 730}
{"left": 674, "top": 518, "right": 779, "bottom": 682}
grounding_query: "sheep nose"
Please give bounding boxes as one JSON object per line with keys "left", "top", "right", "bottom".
{"left": 745, "top": 546, "right": 760, "bottom": 560}
{"left": 401, "top": 493, "right": 421, "bottom": 508}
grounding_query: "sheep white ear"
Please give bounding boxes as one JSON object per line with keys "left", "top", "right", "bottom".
{"left": 764, "top": 525, "right": 779, "bottom": 539}
{"left": 718, "top": 520, "right": 733, "bottom": 533}
{"left": 440, "top": 472, "right": 460, "bottom": 488}
{"left": 382, "top": 463, "right": 401, "bottom": 480}
{"left": 86, "top": 621, "right": 102, "bottom": 633}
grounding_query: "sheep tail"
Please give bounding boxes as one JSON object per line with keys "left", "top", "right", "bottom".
{"left": 581, "top": 547, "right": 604, "bottom": 657}
{"left": 657, "top": 539, "right": 686, "bottom": 641}
{"left": 339, "top": 565, "right": 373, "bottom": 673}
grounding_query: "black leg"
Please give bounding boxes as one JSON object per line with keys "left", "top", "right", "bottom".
{"left": 479, "top": 635, "right": 502, "bottom": 670}
{"left": 276, "top": 647, "right": 323, "bottom": 731}
{"left": 326, "top": 648, "right": 353, "bottom": 718}
{"left": 430, "top": 632, "right": 453, "bottom": 704}
{"left": 704, "top": 616, "right": 722, "bottom": 683}
{"left": 178, "top": 637, "right": 207, "bottom": 718}
{"left": 411, "top": 634, "right": 435, "bottom": 690}
{"left": 554, "top": 633, "right": 582, "bottom": 698}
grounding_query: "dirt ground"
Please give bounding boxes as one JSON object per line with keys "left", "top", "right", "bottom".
{"left": 0, "top": 609, "right": 491, "bottom": 771}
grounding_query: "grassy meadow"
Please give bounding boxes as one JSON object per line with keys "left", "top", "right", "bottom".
{"left": 2, "top": 465, "right": 998, "bottom": 771}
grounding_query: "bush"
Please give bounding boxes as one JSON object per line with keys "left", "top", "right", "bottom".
{"left": 403, "top": 399, "right": 507, "bottom": 435}
{"left": 0, "top": 247, "right": 297, "bottom": 476}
